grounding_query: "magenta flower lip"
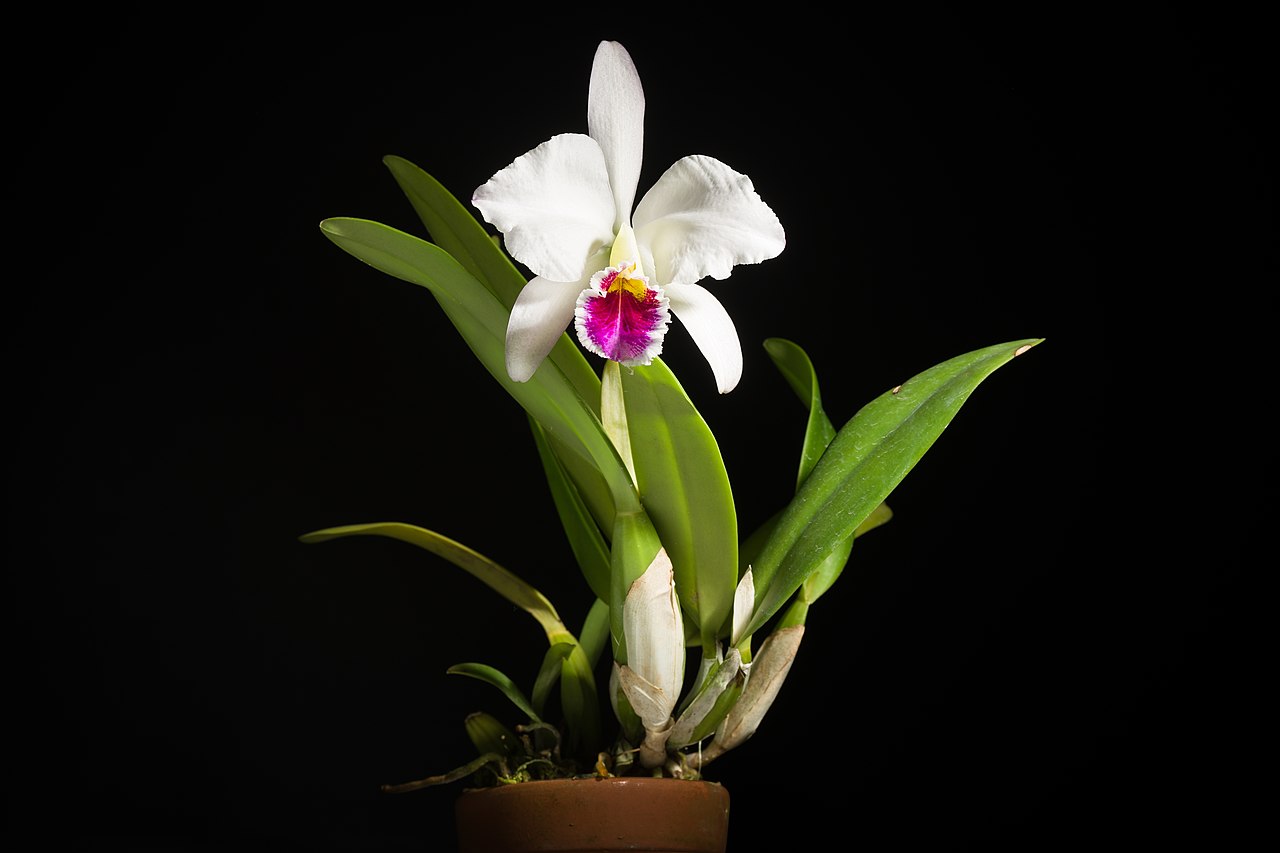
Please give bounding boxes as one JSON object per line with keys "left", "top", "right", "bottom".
{"left": 575, "top": 263, "right": 670, "bottom": 366}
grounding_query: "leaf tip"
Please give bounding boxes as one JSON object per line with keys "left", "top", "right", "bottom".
{"left": 1014, "top": 338, "right": 1046, "bottom": 357}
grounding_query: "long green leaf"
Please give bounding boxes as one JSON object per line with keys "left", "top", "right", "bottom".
{"left": 531, "top": 644, "right": 574, "bottom": 717}
{"left": 380, "top": 155, "right": 602, "bottom": 411}
{"left": 558, "top": 641, "right": 602, "bottom": 758}
{"left": 762, "top": 338, "right": 853, "bottom": 615}
{"left": 298, "top": 522, "right": 572, "bottom": 643}
{"left": 620, "top": 358, "right": 736, "bottom": 651}
{"left": 764, "top": 338, "right": 896, "bottom": 611}
{"left": 763, "top": 338, "right": 838, "bottom": 489}
{"left": 529, "top": 415, "right": 611, "bottom": 604}
{"left": 318, "top": 217, "right": 637, "bottom": 516}
{"left": 743, "top": 338, "right": 1044, "bottom": 637}
{"left": 577, "top": 597, "right": 611, "bottom": 671}
{"left": 382, "top": 155, "right": 526, "bottom": 308}
{"left": 447, "top": 663, "right": 542, "bottom": 723}
{"left": 303, "top": 521, "right": 603, "bottom": 753}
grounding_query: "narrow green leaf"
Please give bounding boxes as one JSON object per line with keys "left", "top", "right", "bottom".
{"left": 380, "top": 155, "right": 602, "bottom": 411}
{"left": 382, "top": 154, "right": 526, "bottom": 308}
{"left": 578, "top": 598, "right": 611, "bottom": 672}
{"left": 448, "top": 663, "right": 542, "bottom": 723}
{"left": 318, "top": 217, "right": 637, "bottom": 516}
{"left": 799, "top": 502, "right": 894, "bottom": 607}
{"left": 299, "top": 522, "right": 572, "bottom": 643}
{"left": 302, "top": 521, "right": 605, "bottom": 755}
{"left": 530, "top": 643, "right": 573, "bottom": 718}
{"left": 763, "top": 338, "right": 838, "bottom": 489}
{"left": 621, "top": 358, "right": 736, "bottom": 651}
{"left": 529, "top": 416, "right": 611, "bottom": 604}
{"left": 743, "top": 338, "right": 1044, "bottom": 637}
{"left": 762, "top": 337, "right": 856, "bottom": 617}
{"left": 559, "top": 641, "right": 602, "bottom": 758}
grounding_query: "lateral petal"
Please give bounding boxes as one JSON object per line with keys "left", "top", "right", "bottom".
{"left": 472, "top": 133, "right": 617, "bottom": 282}
{"left": 664, "top": 283, "right": 744, "bottom": 394}
{"left": 505, "top": 275, "right": 590, "bottom": 382}
{"left": 633, "top": 154, "right": 786, "bottom": 287}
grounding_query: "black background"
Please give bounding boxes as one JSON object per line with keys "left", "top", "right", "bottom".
{"left": 8, "top": 7, "right": 1269, "bottom": 851}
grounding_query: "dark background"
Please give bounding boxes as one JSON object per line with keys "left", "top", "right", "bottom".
{"left": 7, "top": 7, "right": 1268, "bottom": 851}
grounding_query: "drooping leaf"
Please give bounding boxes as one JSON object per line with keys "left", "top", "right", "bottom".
{"left": 447, "top": 665, "right": 542, "bottom": 724}
{"left": 621, "top": 358, "right": 736, "bottom": 651}
{"left": 298, "top": 522, "right": 573, "bottom": 644}
{"left": 743, "top": 339, "right": 1044, "bottom": 637}
{"left": 381, "top": 752, "right": 508, "bottom": 793}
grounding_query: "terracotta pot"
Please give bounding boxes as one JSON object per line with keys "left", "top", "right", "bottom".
{"left": 454, "top": 776, "right": 730, "bottom": 853}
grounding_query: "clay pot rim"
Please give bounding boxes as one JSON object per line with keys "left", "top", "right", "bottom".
{"left": 458, "top": 776, "right": 724, "bottom": 796}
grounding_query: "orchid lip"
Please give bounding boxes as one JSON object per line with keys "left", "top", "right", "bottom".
{"left": 574, "top": 262, "right": 670, "bottom": 366}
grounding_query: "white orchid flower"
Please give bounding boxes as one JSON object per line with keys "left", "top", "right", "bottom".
{"left": 472, "top": 40, "right": 785, "bottom": 394}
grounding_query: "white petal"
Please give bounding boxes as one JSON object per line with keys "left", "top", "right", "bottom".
{"left": 505, "top": 275, "right": 588, "bottom": 382}
{"left": 472, "top": 133, "right": 617, "bottom": 282}
{"left": 622, "top": 548, "right": 684, "bottom": 717}
{"left": 664, "top": 283, "right": 743, "bottom": 394}
{"left": 588, "top": 41, "right": 645, "bottom": 231}
{"left": 633, "top": 154, "right": 785, "bottom": 286}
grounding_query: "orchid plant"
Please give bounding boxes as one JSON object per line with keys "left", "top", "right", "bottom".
{"left": 303, "top": 41, "right": 1041, "bottom": 789}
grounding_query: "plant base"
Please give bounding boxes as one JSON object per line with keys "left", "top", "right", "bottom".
{"left": 455, "top": 776, "right": 730, "bottom": 853}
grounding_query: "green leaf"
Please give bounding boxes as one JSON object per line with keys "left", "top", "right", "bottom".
{"left": 298, "top": 522, "right": 573, "bottom": 643}
{"left": 448, "top": 663, "right": 542, "bottom": 723}
{"left": 577, "top": 597, "right": 611, "bottom": 672}
{"left": 380, "top": 156, "right": 601, "bottom": 411}
{"left": 761, "top": 337, "right": 855, "bottom": 618}
{"left": 318, "top": 217, "right": 637, "bottom": 517}
{"left": 529, "top": 415, "right": 611, "bottom": 604}
{"left": 382, "top": 154, "right": 526, "bottom": 308}
{"left": 531, "top": 643, "right": 574, "bottom": 718}
{"left": 743, "top": 338, "right": 1044, "bottom": 637}
{"left": 762, "top": 338, "right": 838, "bottom": 489}
{"left": 620, "top": 358, "right": 736, "bottom": 651}
{"left": 800, "top": 502, "right": 894, "bottom": 607}
{"left": 301, "top": 521, "right": 606, "bottom": 755}
{"left": 559, "top": 641, "right": 602, "bottom": 758}
{"left": 464, "top": 711, "right": 522, "bottom": 760}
